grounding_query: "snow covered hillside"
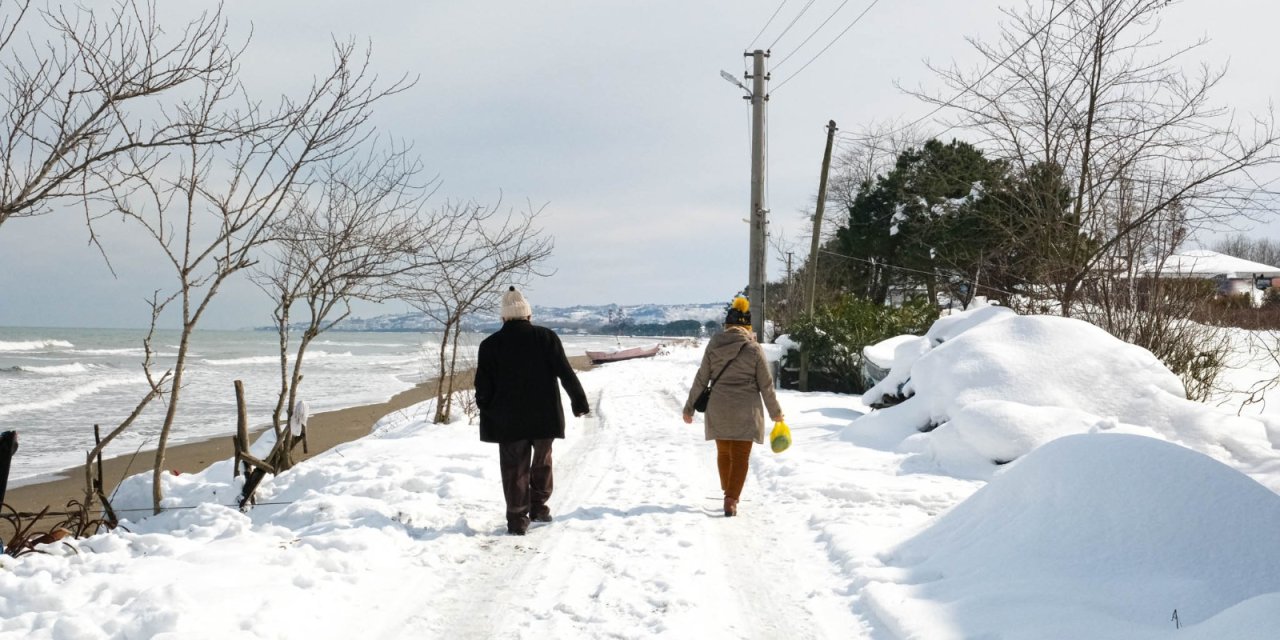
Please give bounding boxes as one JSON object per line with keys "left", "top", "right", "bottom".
{"left": 3, "top": 306, "right": 1280, "bottom": 639}
{"left": 331, "top": 302, "right": 727, "bottom": 333}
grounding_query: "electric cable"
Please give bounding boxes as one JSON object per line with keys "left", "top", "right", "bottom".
{"left": 767, "top": 0, "right": 818, "bottom": 51}
{"left": 772, "top": 0, "right": 883, "bottom": 92}
{"left": 748, "top": 0, "right": 791, "bottom": 51}
{"left": 834, "top": 0, "right": 1083, "bottom": 140}
{"left": 818, "top": 248, "right": 1023, "bottom": 298}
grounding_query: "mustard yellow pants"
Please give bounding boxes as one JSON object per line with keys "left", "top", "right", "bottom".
{"left": 715, "top": 439, "right": 753, "bottom": 500}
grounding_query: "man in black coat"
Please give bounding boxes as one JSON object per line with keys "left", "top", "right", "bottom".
{"left": 475, "top": 287, "right": 590, "bottom": 535}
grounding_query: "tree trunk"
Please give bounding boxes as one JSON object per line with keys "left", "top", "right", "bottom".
{"left": 271, "top": 305, "right": 291, "bottom": 438}
{"left": 152, "top": 328, "right": 191, "bottom": 515}
{"left": 433, "top": 320, "right": 454, "bottom": 423}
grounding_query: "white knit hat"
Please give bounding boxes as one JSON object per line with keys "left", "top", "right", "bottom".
{"left": 501, "top": 286, "right": 532, "bottom": 320}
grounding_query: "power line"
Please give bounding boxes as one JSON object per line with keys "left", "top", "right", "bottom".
{"left": 772, "top": 0, "right": 883, "bottom": 92}
{"left": 770, "top": 0, "right": 858, "bottom": 71}
{"left": 835, "top": 0, "right": 1083, "bottom": 140}
{"left": 818, "top": 248, "right": 1024, "bottom": 298}
{"left": 747, "top": 0, "right": 791, "bottom": 51}
{"left": 767, "top": 0, "right": 817, "bottom": 51}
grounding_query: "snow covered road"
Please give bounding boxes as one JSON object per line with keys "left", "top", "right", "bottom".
{"left": 372, "top": 354, "right": 891, "bottom": 639}
{"left": 10, "top": 333, "right": 1274, "bottom": 639}
{"left": 0, "top": 344, "right": 980, "bottom": 638}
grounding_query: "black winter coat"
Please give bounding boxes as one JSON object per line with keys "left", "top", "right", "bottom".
{"left": 474, "top": 320, "right": 590, "bottom": 443}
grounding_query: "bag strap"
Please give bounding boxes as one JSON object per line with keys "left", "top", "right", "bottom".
{"left": 707, "top": 342, "right": 749, "bottom": 390}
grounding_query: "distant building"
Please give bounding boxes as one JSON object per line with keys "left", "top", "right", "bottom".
{"left": 1140, "top": 249, "right": 1280, "bottom": 304}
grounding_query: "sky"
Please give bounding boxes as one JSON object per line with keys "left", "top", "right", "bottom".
{"left": 0, "top": 0, "right": 1276, "bottom": 330}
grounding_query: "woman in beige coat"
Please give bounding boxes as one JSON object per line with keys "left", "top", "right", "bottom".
{"left": 682, "top": 296, "right": 784, "bottom": 517}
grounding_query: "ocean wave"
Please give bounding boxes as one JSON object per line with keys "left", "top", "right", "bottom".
{"left": 306, "top": 350, "right": 357, "bottom": 360}
{"left": 200, "top": 350, "right": 356, "bottom": 366}
{"left": 315, "top": 340, "right": 413, "bottom": 348}
{"left": 12, "top": 362, "right": 104, "bottom": 375}
{"left": 76, "top": 347, "right": 145, "bottom": 356}
{"left": 0, "top": 375, "right": 142, "bottom": 417}
{"left": 72, "top": 348, "right": 182, "bottom": 360}
{"left": 200, "top": 355, "right": 278, "bottom": 366}
{"left": 0, "top": 339, "right": 74, "bottom": 352}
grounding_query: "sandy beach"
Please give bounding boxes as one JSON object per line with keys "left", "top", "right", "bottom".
{"left": 3, "top": 357, "right": 593, "bottom": 523}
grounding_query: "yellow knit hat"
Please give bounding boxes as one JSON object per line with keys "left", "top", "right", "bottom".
{"left": 724, "top": 296, "right": 751, "bottom": 326}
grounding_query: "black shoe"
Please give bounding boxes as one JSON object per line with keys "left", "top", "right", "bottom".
{"left": 531, "top": 512, "right": 553, "bottom": 523}
{"left": 507, "top": 515, "right": 530, "bottom": 535}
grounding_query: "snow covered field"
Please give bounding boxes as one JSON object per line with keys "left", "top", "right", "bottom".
{"left": 3, "top": 306, "right": 1280, "bottom": 639}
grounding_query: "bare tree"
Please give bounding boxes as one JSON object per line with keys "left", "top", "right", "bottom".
{"left": 913, "top": 0, "right": 1280, "bottom": 314}
{"left": 1076, "top": 181, "right": 1229, "bottom": 400}
{"left": 0, "top": 0, "right": 242, "bottom": 231}
{"left": 251, "top": 142, "right": 445, "bottom": 468}
{"left": 101, "top": 41, "right": 412, "bottom": 513}
{"left": 1212, "top": 233, "right": 1280, "bottom": 267}
{"left": 826, "top": 120, "right": 926, "bottom": 240}
{"left": 79, "top": 293, "right": 171, "bottom": 516}
{"left": 403, "top": 201, "right": 554, "bottom": 424}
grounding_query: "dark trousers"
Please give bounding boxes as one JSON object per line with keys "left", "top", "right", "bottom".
{"left": 498, "top": 438, "right": 554, "bottom": 528}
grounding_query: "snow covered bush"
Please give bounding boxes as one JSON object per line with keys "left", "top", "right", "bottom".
{"left": 862, "top": 302, "right": 1015, "bottom": 408}
{"left": 846, "top": 305, "right": 1280, "bottom": 482}
{"left": 781, "top": 295, "right": 936, "bottom": 393}
{"left": 1077, "top": 275, "right": 1231, "bottom": 402}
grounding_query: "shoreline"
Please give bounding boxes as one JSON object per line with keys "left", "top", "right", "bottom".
{"left": 3, "top": 356, "right": 593, "bottom": 520}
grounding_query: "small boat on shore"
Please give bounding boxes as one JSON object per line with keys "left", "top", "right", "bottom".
{"left": 585, "top": 344, "right": 661, "bottom": 365}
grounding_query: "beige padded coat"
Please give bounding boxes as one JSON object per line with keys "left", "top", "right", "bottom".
{"left": 683, "top": 327, "right": 783, "bottom": 443}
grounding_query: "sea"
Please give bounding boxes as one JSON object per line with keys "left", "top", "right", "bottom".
{"left": 0, "top": 326, "right": 659, "bottom": 487}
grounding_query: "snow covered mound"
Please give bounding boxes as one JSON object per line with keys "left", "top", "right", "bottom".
{"left": 862, "top": 301, "right": 1014, "bottom": 407}
{"left": 864, "top": 433, "right": 1280, "bottom": 640}
{"left": 846, "top": 311, "right": 1280, "bottom": 482}
{"left": 922, "top": 300, "right": 1015, "bottom": 345}
{"left": 913, "top": 313, "right": 1182, "bottom": 413}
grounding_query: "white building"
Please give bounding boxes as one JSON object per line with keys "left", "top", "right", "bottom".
{"left": 1141, "top": 249, "right": 1280, "bottom": 304}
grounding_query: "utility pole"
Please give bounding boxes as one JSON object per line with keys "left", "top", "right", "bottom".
{"left": 799, "top": 119, "right": 837, "bottom": 392}
{"left": 746, "top": 49, "right": 769, "bottom": 342}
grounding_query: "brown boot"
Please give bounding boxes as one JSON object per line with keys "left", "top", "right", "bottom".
{"left": 723, "top": 497, "right": 738, "bottom": 517}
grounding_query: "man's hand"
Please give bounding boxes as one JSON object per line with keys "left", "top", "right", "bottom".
{"left": 682, "top": 413, "right": 693, "bottom": 424}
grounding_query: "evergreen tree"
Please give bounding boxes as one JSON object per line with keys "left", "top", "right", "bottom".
{"left": 836, "top": 139, "right": 1009, "bottom": 305}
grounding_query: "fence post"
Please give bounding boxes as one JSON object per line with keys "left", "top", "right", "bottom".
{"left": 0, "top": 431, "right": 17, "bottom": 553}
{"left": 0, "top": 431, "right": 17, "bottom": 507}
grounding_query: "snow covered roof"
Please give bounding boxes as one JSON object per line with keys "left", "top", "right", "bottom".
{"left": 1141, "top": 249, "right": 1280, "bottom": 279}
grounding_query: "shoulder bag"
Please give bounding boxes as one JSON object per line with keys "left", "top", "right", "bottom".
{"left": 693, "top": 343, "right": 748, "bottom": 413}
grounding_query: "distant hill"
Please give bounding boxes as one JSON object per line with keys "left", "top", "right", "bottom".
{"left": 327, "top": 302, "right": 728, "bottom": 333}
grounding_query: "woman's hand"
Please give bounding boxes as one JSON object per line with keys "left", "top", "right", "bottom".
{"left": 772, "top": 414, "right": 785, "bottom": 423}
{"left": 682, "top": 413, "right": 693, "bottom": 424}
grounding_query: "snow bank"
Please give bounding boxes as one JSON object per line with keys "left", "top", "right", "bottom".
{"left": 2, "top": 332, "right": 1278, "bottom": 639}
{"left": 865, "top": 433, "right": 1280, "bottom": 639}
{"left": 846, "top": 309, "right": 1280, "bottom": 483}
{"left": 861, "top": 334, "right": 918, "bottom": 368}
{"left": 862, "top": 302, "right": 1014, "bottom": 407}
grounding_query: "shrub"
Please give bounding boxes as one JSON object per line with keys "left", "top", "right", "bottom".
{"left": 782, "top": 296, "right": 938, "bottom": 393}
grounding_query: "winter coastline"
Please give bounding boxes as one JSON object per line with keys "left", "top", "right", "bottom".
{"left": 3, "top": 356, "right": 594, "bottom": 520}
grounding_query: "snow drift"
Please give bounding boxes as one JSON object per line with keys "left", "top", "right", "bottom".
{"left": 846, "top": 306, "right": 1280, "bottom": 483}
{"left": 864, "top": 433, "right": 1280, "bottom": 640}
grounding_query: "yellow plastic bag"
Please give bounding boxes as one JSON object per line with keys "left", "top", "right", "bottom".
{"left": 770, "top": 421, "right": 792, "bottom": 453}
